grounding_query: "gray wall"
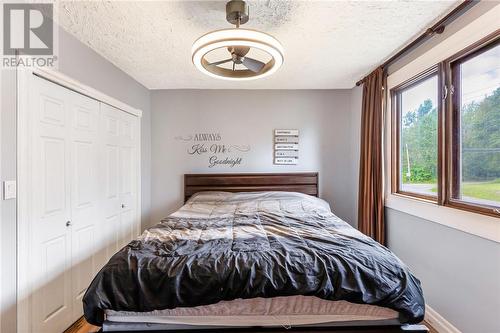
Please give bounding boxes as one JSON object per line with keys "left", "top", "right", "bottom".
{"left": 386, "top": 209, "right": 500, "bottom": 333}
{"left": 150, "top": 89, "right": 359, "bottom": 226}
{"left": 0, "top": 26, "right": 151, "bottom": 332}
{"left": 349, "top": 85, "right": 362, "bottom": 228}
{"left": 382, "top": 2, "right": 500, "bottom": 333}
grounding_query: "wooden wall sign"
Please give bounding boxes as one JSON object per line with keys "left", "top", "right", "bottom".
{"left": 275, "top": 136, "right": 299, "bottom": 143}
{"left": 274, "top": 129, "right": 298, "bottom": 165}
{"left": 275, "top": 129, "right": 299, "bottom": 136}
{"left": 275, "top": 157, "right": 298, "bottom": 165}
{"left": 275, "top": 150, "right": 298, "bottom": 158}
{"left": 275, "top": 143, "right": 298, "bottom": 150}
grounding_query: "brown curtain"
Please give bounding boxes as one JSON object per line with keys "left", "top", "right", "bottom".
{"left": 358, "top": 67, "right": 385, "bottom": 244}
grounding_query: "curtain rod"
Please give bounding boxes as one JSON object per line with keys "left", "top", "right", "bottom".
{"left": 355, "top": 0, "right": 478, "bottom": 86}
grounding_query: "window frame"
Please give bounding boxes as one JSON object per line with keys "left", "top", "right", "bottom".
{"left": 390, "top": 31, "right": 500, "bottom": 218}
{"left": 443, "top": 32, "right": 500, "bottom": 218}
{"left": 390, "top": 65, "right": 443, "bottom": 202}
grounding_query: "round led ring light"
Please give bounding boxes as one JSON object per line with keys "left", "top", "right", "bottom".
{"left": 192, "top": 28, "right": 284, "bottom": 81}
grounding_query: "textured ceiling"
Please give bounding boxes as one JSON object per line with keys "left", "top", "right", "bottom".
{"left": 57, "top": 0, "right": 458, "bottom": 89}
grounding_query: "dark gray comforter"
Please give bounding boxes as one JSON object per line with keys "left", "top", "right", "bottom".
{"left": 83, "top": 191, "right": 425, "bottom": 326}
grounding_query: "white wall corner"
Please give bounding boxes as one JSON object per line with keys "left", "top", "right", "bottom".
{"left": 425, "top": 304, "right": 462, "bottom": 333}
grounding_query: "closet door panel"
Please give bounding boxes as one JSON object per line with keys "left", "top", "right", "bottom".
{"left": 119, "top": 112, "right": 138, "bottom": 244}
{"left": 71, "top": 225, "right": 94, "bottom": 315}
{"left": 69, "top": 92, "right": 100, "bottom": 318}
{"left": 118, "top": 209, "right": 134, "bottom": 248}
{"left": 33, "top": 235, "right": 70, "bottom": 330}
{"left": 30, "top": 77, "right": 73, "bottom": 333}
{"left": 101, "top": 104, "right": 124, "bottom": 254}
{"left": 119, "top": 146, "right": 134, "bottom": 213}
{"left": 40, "top": 138, "right": 67, "bottom": 216}
{"left": 103, "top": 144, "right": 120, "bottom": 254}
{"left": 104, "top": 145, "right": 120, "bottom": 204}
{"left": 103, "top": 214, "right": 120, "bottom": 259}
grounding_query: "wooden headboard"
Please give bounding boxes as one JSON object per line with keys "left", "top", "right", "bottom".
{"left": 184, "top": 173, "right": 318, "bottom": 202}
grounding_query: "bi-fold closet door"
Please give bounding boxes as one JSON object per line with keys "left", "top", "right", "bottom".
{"left": 27, "top": 75, "right": 140, "bottom": 333}
{"left": 100, "top": 103, "right": 139, "bottom": 258}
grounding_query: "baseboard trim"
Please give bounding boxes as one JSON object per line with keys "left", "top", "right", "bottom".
{"left": 425, "top": 305, "right": 461, "bottom": 333}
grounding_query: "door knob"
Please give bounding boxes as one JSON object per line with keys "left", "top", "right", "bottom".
{"left": 121, "top": 204, "right": 126, "bottom": 208}
{"left": 66, "top": 220, "right": 72, "bottom": 227}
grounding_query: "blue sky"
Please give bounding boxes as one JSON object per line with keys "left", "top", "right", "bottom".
{"left": 461, "top": 44, "right": 500, "bottom": 105}
{"left": 400, "top": 43, "right": 499, "bottom": 116}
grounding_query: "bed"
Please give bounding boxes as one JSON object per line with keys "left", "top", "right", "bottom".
{"left": 83, "top": 173, "right": 427, "bottom": 332}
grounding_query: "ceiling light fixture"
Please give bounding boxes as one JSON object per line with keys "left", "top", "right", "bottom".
{"left": 192, "top": 0, "right": 284, "bottom": 81}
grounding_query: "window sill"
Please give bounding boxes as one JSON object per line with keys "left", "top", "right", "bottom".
{"left": 386, "top": 193, "right": 500, "bottom": 243}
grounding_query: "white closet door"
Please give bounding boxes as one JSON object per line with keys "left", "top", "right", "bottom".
{"left": 101, "top": 104, "right": 139, "bottom": 257}
{"left": 101, "top": 104, "right": 122, "bottom": 259}
{"left": 30, "top": 77, "right": 73, "bottom": 333}
{"left": 68, "top": 91, "right": 100, "bottom": 319}
{"left": 118, "top": 111, "right": 138, "bottom": 247}
{"left": 26, "top": 74, "right": 141, "bottom": 333}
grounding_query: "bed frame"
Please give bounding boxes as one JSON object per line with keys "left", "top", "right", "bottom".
{"left": 100, "top": 172, "right": 427, "bottom": 332}
{"left": 184, "top": 172, "right": 319, "bottom": 202}
{"left": 100, "top": 324, "right": 429, "bottom": 332}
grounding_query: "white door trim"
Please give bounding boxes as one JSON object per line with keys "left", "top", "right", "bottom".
{"left": 17, "top": 68, "right": 33, "bottom": 333}
{"left": 0, "top": 63, "right": 3, "bottom": 332}
{"left": 16, "top": 69, "right": 142, "bottom": 333}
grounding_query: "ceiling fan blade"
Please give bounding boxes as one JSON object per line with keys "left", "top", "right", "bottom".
{"left": 207, "top": 59, "right": 232, "bottom": 66}
{"left": 242, "top": 57, "right": 266, "bottom": 73}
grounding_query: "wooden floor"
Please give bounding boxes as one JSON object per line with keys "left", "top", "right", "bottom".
{"left": 66, "top": 317, "right": 438, "bottom": 333}
{"left": 64, "top": 317, "right": 100, "bottom": 333}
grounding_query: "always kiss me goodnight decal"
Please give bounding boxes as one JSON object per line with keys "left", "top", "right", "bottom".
{"left": 175, "top": 133, "right": 251, "bottom": 168}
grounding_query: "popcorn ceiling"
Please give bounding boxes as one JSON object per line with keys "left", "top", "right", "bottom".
{"left": 56, "top": 0, "right": 457, "bottom": 89}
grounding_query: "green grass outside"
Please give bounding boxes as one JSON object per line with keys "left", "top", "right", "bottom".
{"left": 429, "top": 178, "right": 500, "bottom": 202}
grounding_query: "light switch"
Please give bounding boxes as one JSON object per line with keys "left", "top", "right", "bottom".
{"left": 3, "top": 180, "right": 16, "bottom": 200}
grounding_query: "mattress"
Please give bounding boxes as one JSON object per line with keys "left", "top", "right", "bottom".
{"left": 105, "top": 295, "right": 401, "bottom": 326}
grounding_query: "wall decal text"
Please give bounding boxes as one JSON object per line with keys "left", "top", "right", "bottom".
{"left": 175, "top": 132, "right": 250, "bottom": 168}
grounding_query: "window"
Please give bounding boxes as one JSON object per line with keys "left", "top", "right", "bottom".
{"left": 448, "top": 36, "right": 500, "bottom": 214}
{"left": 391, "top": 33, "right": 500, "bottom": 217}
{"left": 392, "top": 69, "right": 440, "bottom": 200}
